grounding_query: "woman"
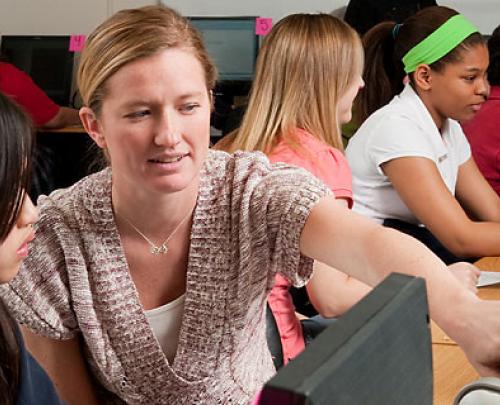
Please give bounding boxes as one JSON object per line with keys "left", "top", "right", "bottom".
{"left": 2, "top": 5, "right": 500, "bottom": 405}
{"left": 216, "top": 13, "right": 372, "bottom": 364}
{"left": 346, "top": 6, "right": 500, "bottom": 264}
{"left": 462, "top": 24, "right": 500, "bottom": 197}
{"left": 0, "top": 92, "right": 64, "bottom": 404}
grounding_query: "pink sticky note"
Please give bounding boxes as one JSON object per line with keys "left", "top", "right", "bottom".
{"left": 69, "top": 35, "right": 86, "bottom": 52}
{"left": 255, "top": 18, "right": 273, "bottom": 36}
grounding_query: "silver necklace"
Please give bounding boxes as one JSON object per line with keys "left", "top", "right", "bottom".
{"left": 119, "top": 210, "right": 192, "bottom": 255}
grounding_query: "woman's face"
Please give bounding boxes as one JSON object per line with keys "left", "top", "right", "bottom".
{"left": 338, "top": 73, "right": 365, "bottom": 125}
{"left": 0, "top": 194, "right": 37, "bottom": 283}
{"left": 83, "top": 48, "right": 212, "bottom": 196}
{"left": 427, "top": 43, "right": 489, "bottom": 126}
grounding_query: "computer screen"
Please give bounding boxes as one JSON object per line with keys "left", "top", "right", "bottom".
{"left": 260, "top": 273, "right": 433, "bottom": 405}
{"left": 189, "top": 17, "right": 258, "bottom": 82}
{"left": 0, "top": 35, "right": 75, "bottom": 106}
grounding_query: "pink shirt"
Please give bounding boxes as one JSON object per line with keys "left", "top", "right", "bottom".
{"left": 267, "top": 128, "right": 353, "bottom": 364}
{"left": 461, "top": 86, "right": 500, "bottom": 196}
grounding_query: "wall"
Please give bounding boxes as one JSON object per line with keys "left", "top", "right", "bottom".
{"left": 0, "top": 0, "right": 498, "bottom": 35}
{"left": 163, "top": 0, "right": 499, "bottom": 34}
{"left": 0, "top": 0, "right": 157, "bottom": 35}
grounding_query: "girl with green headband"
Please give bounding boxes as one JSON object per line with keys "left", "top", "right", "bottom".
{"left": 346, "top": 6, "right": 500, "bottom": 264}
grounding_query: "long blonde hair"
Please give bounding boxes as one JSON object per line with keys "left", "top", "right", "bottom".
{"left": 77, "top": 5, "right": 217, "bottom": 117}
{"left": 218, "top": 13, "right": 363, "bottom": 154}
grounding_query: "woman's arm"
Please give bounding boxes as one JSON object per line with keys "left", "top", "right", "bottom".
{"left": 305, "top": 198, "right": 371, "bottom": 317}
{"left": 300, "top": 195, "right": 500, "bottom": 376}
{"left": 382, "top": 156, "right": 500, "bottom": 257}
{"left": 306, "top": 261, "right": 371, "bottom": 318}
{"left": 21, "top": 327, "right": 100, "bottom": 405}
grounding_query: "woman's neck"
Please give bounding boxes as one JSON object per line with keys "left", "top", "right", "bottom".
{"left": 111, "top": 177, "right": 199, "bottom": 235}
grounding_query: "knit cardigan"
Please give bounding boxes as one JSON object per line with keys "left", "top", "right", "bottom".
{"left": 1, "top": 150, "right": 330, "bottom": 404}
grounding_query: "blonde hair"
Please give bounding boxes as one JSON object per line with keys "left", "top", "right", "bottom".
{"left": 77, "top": 5, "right": 217, "bottom": 116}
{"left": 219, "top": 13, "right": 363, "bottom": 154}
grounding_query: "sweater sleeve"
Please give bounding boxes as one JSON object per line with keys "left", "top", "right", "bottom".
{"left": 0, "top": 195, "right": 79, "bottom": 340}
{"left": 230, "top": 152, "right": 331, "bottom": 288}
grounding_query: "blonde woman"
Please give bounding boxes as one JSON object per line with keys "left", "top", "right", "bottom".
{"left": 2, "top": 6, "right": 500, "bottom": 405}
{"left": 216, "top": 13, "right": 378, "bottom": 364}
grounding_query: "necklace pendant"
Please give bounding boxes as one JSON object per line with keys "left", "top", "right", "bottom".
{"left": 150, "top": 244, "right": 168, "bottom": 255}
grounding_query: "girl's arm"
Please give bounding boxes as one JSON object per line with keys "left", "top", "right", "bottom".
{"left": 455, "top": 158, "right": 500, "bottom": 222}
{"left": 21, "top": 327, "right": 100, "bottom": 405}
{"left": 300, "top": 195, "right": 500, "bottom": 376}
{"left": 382, "top": 156, "right": 500, "bottom": 257}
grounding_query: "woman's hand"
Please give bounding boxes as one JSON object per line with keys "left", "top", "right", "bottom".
{"left": 448, "top": 262, "right": 480, "bottom": 294}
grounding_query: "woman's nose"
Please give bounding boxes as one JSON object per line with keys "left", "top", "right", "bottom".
{"left": 154, "top": 111, "right": 181, "bottom": 147}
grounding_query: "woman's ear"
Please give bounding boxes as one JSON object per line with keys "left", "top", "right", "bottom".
{"left": 413, "top": 64, "right": 433, "bottom": 91}
{"left": 79, "top": 107, "right": 107, "bottom": 149}
{"left": 209, "top": 89, "right": 215, "bottom": 113}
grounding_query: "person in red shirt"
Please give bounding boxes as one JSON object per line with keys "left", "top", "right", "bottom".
{"left": 0, "top": 61, "right": 80, "bottom": 128}
{"left": 462, "top": 25, "right": 500, "bottom": 196}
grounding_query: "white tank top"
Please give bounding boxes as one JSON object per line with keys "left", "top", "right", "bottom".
{"left": 145, "top": 293, "right": 185, "bottom": 363}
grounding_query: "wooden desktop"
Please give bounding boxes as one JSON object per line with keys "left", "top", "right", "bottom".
{"left": 432, "top": 256, "right": 500, "bottom": 404}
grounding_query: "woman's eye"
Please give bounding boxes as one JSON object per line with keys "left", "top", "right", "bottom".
{"left": 125, "top": 110, "right": 150, "bottom": 119}
{"left": 464, "top": 76, "right": 476, "bottom": 82}
{"left": 180, "top": 103, "right": 200, "bottom": 114}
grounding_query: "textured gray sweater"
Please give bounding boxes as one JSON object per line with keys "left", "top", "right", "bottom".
{"left": 1, "top": 150, "right": 329, "bottom": 404}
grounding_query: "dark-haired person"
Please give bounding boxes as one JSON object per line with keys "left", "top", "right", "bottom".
{"left": 462, "top": 25, "right": 500, "bottom": 197}
{"left": 0, "top": 92, "right": 67, "bottom": 404}
{"left": 344, "top": 0, "right": 437, "bottom": 36}
{"left": 346, "top": 6, "right": 500, "bottom": 264}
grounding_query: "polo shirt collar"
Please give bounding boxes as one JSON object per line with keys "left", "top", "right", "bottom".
{"left": 396, "top": 84, "right": 452, "bottom": 142}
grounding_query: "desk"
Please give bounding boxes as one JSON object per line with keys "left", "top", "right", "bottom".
{"left": 38, "top": 125, "right": 87, "bottom": 134}
{"left": 432, "top": 257, "right": 500, "bottom": 404}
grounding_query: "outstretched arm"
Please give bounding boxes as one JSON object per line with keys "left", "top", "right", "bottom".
{"left": 300, "top": 195, "right": 500, "bottom": 376}
{"left": 21, "top": 327, "right": 99, "bottom": 405}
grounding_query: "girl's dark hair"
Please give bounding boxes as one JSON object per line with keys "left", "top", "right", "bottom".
{"left": 0, "top": 300, "right": 20, "bottom": 404}
{"left": 0, "top": 92, "right": 33, "bottom": 241}
{"left": 358, "top": 6, "right": 485, "bottom": 123}
{"left": 488, "top": 25, "right": 500, "bottom": 85}
{"left": 0, "top": 92, "right": 34, "bottom": 403}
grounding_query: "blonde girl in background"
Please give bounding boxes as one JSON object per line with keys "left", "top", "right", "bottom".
{"left": 216, "top": 13, "right": 372, "bottom": 364}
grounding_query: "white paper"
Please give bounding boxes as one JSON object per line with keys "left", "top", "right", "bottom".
{"left": 477, "top": 271, "right": 500, "bottom": 287}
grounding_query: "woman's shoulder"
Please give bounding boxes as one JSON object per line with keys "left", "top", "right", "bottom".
{"left": 36, "top": 168, "right": 111, "bottom": 222}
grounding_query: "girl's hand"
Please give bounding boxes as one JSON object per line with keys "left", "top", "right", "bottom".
{"left": 448, "top": 262, "right": 481, "bottom": 294}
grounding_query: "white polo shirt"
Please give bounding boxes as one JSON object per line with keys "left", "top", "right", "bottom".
{"left": 346, "top": 84, "right": 471, "bottom": 225}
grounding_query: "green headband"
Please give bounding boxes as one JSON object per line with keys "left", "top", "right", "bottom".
{"left": 402, "top": 14, "right": 479, "bottom": 73}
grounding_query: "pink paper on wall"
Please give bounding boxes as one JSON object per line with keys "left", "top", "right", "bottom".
{"left": 255, "top": 18, "right": 273, "bottom": 36}
{"left": 69, "top": 35, "right": 86, "bottom": 52}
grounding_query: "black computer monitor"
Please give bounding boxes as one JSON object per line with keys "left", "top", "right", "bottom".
{"left": 189, "top": 17, "right": 259, "bottom": 82}
{"left": 0, "top": 35, "right": 75, "bottom": 106}
{"left": 260, "top": 273, "right": 433, "bottom": 405}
